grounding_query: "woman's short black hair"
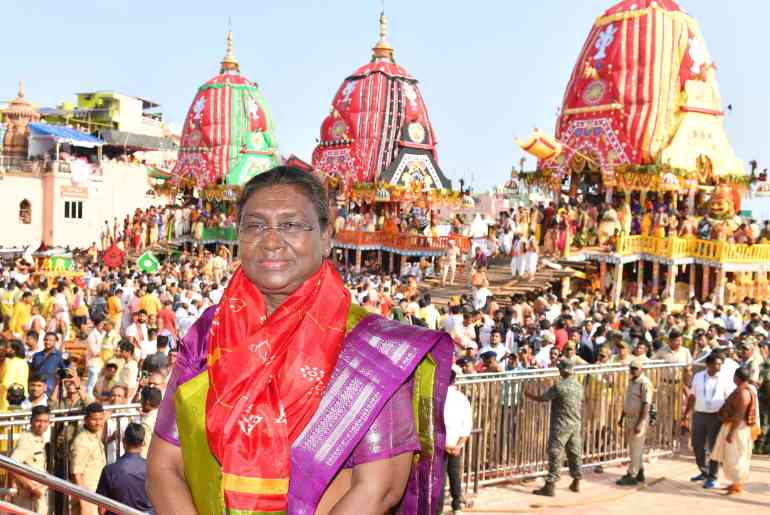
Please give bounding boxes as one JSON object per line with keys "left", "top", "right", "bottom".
{"left": 236, "top": 166, "right": 330, "bottom": 229}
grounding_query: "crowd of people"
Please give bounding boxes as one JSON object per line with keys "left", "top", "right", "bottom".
{"left": 97, "top": 203, "right": 238, "bottom": 253}
{"left": 344, "top": 260, "right": 769, "bottom": 510}
{"left": 0, "top": 244, "right": 234, "bottom": 513}
{"left": 0, "top": 200, "right": 768, "bottom": 513}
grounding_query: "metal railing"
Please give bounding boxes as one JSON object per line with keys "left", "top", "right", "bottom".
{"left": 0, "top": 404, "right": 143, "bottom": 515}
{"left": 0, "top": 454, "right": 146, "bottom": 514}
{"left": 615, "top": 235, "right": 770, "bottom": 263}
{"left": 334, "top": 230, "right": 472, "bottom": 254}
{"left": 455, "top": 362, "right": 686, "bottom": 497}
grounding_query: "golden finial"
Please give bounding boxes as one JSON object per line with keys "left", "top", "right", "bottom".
{"left": 220, "top": 18, "right": 240, "bottom": 73}
{"left": 372, "top": 9, "right": 395, "bottom": 62}
{"left": 18, "top": 80, "right": 24, "bottom": 98}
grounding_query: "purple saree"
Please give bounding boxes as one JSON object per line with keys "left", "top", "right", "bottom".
{"left": 155, "top": 306, "right": 453, "bottom": 514}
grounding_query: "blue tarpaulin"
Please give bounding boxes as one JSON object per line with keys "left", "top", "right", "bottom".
{"left": 28, "top": 123, "right": 103, "bottom": 148}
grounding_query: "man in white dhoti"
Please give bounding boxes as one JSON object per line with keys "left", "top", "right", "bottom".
{"left": 711, "top": 367, "right": 761, "bottom": 495}
{"left": 524, "top": 233, "right": 539, "bottom": 279}
{"left": 510, "top": 234, "right": 523, "bottom": 278}
{"left": 443, "top": 240, "right": 459, "bottom": 286}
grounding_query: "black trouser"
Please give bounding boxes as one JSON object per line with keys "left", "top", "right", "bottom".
{"left": 692, "top": 411, "right": 721, "bottom": 480}
{"left": 439, "top": 452, "right": 463, "bottom": 511}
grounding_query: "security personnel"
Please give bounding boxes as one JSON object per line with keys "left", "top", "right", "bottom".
{"left": 524, "top": 358, "right": 583, "bottom": 496}
{"left": 617, "top": 357, "right": 654, "bottom": 485}
{"left": 71, "top": 403, "right": 107, "bottom": 515}
{"left": 10, "top": 405, "right": 51, "bottom": 513}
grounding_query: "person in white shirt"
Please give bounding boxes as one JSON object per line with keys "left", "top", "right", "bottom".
{"left": 125, "top": 310, "right": 149, "bottom": 360}
{"left": 441, "top": 366, "right": 472, "bottom": 513}
{"left": 479, "top": 329, "right": 508, "bottom": 362}
{"left": 442, "top": 241, "right": 459, "bottom": 286}
{"left": 442, "top": 306, "right": 463, "bottom": 337}
{"left": 85, "top": 321, "right": 106, "bottom": 399}
{"left": 718, "top": 348, "right": 740, "bottom": 395}
{"left": 116, "top": 341, "right": 139, "bottom": 401}
{"left": 175, "top": 302, "right": 196, "bottom": 338}
{"left": 477, "top": 315, "right": 494, "bottom": 348}
{"left": 451, "top": 313, "right": 478, "bottom": 357}
{"left": 683, "top": 353, "right": 729, "bottom": 488}
{"left": 139, "top": 328, "right": 158, "bottom": 365}
{"left": 535, "top": 333, "right": 557, "bottom": 368}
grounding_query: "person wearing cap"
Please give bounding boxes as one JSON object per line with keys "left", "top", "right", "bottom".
{"left": 655, "top": 329, "right": 693, "bottom": 368}
{"left": 617, "top": 357, "right": 654, "bottom": 485}
{"left": 476, "top": 350, "right": 503, "bottom": 373}
{"left": 736, "top": 338, "right": 762, "bottom": 387}
{"left": 524, "top": 358, "right": 583, "bottom": 497}
{"left": 440, "top": 365, "right": 472, "bottom": 514}
{"left": 683, "top": 352, "right": 729, "bottom": 488}
{"left": 456, "top": 357, "right": 475, "bottom": 376}
{"left": 610, "top": 336, "right": 633, "bottom": 365}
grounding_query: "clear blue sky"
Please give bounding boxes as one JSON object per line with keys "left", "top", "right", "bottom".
{"left": 2, "top": 1, "right": 767, "bottom": 191}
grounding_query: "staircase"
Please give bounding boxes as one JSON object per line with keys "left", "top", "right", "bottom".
{"left": 419, "top": 254, "right": 578, "bottom": 306}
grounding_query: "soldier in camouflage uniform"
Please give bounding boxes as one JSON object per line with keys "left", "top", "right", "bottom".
{"left": 524, "top": 358, "right": 583, "bottom": 497}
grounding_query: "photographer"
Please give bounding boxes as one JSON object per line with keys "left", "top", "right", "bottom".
{"left": 54, "top": 372, "right": 87, "bottom": 411}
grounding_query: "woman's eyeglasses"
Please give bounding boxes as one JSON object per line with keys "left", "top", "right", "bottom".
{"left": 239, "top": 222, "right": 318, "bottom": 242}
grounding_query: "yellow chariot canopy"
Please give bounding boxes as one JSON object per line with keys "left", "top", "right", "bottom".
{"left": 516, "top": 129, "right": 563, "bottom": 161}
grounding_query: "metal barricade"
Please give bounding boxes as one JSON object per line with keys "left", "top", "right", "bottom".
{"left": 0, "top": 404, "right": 142, "bottom": 515}
{"left": 455, "top": 363, "right": 685, "bottom": 497}
{"left": 0, "top": 454, "right": 146, "bottom": 514}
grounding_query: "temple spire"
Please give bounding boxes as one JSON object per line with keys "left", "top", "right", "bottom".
{"left": 371, "top": 10, "right": 395, "bottom": 62}
{"left": 220, "top": 19, "right": 240, "bottom": 74}
{"left": 18, "top": 80, "right": 24, "bottom": 98}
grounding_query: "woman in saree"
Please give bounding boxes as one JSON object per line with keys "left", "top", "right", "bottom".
{"left": 147, "top": 166, "right": 452, "bottom": 515}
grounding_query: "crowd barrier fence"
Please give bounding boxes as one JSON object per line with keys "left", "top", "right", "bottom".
{"left": 455, "top": 362, "right": 686, "bottom": 497}
{"left": 0, "top": 404, "right": 141, "bottom": 515}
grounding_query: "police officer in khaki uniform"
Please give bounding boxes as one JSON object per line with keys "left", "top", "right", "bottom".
{"left": 617, "top": 357, "right": 654, "bottom": 485}
{"left": 70, "top": 403, "right": 107, "bottom": 515}
{"left": 610, "top": 335, "right": 633, "bottom": 365}
{"left": 10, "top": 405, "right": 50, "bottom": 513}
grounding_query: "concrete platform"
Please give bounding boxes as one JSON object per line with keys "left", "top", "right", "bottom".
{"left": 452, "top": 455, "right": 770, "bottom": 514}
